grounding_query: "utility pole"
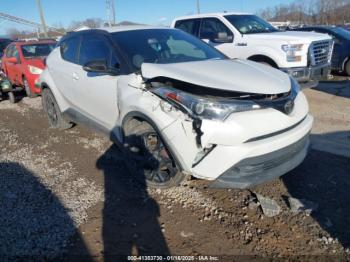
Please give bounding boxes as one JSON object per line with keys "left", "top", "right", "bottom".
{"left": 106, "top": 0, "right": 116, "bottom": 26}
{"left": 36, "top": 0, "right": 48, "bottom": 37}
{"left": 197, "top": 0, "right": 200, "bottom": 14}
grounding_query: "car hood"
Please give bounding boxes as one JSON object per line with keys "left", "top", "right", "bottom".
{"left": 246, "top": 31, "right": 332, "bottom": 43}
{"left": 25, "top": 58, "right": 45, "bottom": 69}
{"left": 141, "top": 59, "right": 291, "bottom": 95}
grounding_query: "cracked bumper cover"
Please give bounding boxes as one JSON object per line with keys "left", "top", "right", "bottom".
{"left": 210, "top": 134, "right": 310, "bottom": 189}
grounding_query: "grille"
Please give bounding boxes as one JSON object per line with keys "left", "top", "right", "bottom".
{"left": 309, "top": 40, "right": 333, "bottom": 66}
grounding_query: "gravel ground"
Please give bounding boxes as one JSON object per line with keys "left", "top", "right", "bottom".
{"left": 0, "top": 79, "right": 349, "bottom": 260}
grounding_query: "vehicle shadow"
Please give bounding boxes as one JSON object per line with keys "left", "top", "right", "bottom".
{"left": 282, "top": 131, "right": 350, "bottom": 249}
{"left": 316, "top": 78, "right": 350, "bottom": 99}
{"left": 0, "top": 162, "right": 89, "bottom": 259}
{"left": 96, "top": 136, "right": 170, "bottom": 261}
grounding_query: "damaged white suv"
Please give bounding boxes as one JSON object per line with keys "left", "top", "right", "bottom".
{"left": 39, "top": 26, "right": 313, "bottom": 189}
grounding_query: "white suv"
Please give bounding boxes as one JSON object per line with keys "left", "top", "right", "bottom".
{"left": 39, "top": 26, "right": 313, "bottom": 189}
{"left": 172, "top": 13, "right": 334, "bottom": 88}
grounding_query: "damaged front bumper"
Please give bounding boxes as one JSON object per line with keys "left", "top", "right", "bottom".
{"left": 210, "top": 133, "right": 310, "bottom": 189}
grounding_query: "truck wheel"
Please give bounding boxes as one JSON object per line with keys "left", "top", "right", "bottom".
{"left": 123, "top": 119, "right": 186, "bottom": 188}
{"left": 24, "top": 77, "right": 37, "bottom": 98}
{"left": 345, "top": 60, "right": 350, "bottom": 77}
{"left": 8, "top": 92, "right": 16, "bottom": 104}
{"left": 42, "top": 88, "right": 72, "bottom": 130}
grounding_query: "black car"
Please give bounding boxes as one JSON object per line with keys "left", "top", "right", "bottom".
{"left": 292, "top": 26, "right": 350, "bottom": 76}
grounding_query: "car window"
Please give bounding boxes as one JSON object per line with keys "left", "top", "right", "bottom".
{"left": 12, "top": 46, "right": 20, "bottom": 61}
{"left": 224, "top": 15, "right": 278, "bottom": 34}
{"left": 79, "top": 35, "right": 111, "bottom": 66}
{"left": 21, "top": 43, "right": 55, "bottom": 58}
{"left": 60, "top": 36, "right": 80, "bottom": 64}
{"left": 174, "top": 19, "right": 200, "bottom": 36}
{"left": 200, "top": 18, "right": 233, "bottom": 39}
{"left": 5, "top": 45, "right": 14, "bottom": 57}
{"left": 111, "top": 29, "right": 225, "bottom": 72}
{"left": 167, "top": 36, "right": 206, "bottom": 59}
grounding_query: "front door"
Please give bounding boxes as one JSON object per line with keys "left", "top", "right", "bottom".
{"left": 72, "top": 33, "right": 120, "bottom": 130}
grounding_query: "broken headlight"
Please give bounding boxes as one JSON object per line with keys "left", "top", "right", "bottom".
{"left": 151, "top": 86, "right": 261, "bottom": 121}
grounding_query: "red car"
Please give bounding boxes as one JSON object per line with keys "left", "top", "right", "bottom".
{"left": 1, "top": 40, "right": 56, "bottom": 97}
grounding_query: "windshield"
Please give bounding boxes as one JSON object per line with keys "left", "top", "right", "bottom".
{"left": 331, "top": 27, "right": 350, "bottom": 40}
{"left": 111, "top": 29, "right": 225, "bottom": 72}
{"left": 224, "top": 15, "right": 278, "bottom": 34}
{"left": 21, "top": 43, "right": 56, "bottom": 58}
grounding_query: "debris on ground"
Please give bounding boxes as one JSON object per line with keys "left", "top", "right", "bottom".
{"left": 255, "top": 194, "right": 281, "bottom": 217}
{"left": 288, "top": 197, "right": 318, "bottom": 215}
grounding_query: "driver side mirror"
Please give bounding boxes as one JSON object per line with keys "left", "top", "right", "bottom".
{"left": 83, "top": 60, "right": 120, "bottom": 76}
{"left": 211, "top": 32, "right": 234, "bottom": 43}
{"left": 8, "top": 57, "right": 18, "bottom": 64}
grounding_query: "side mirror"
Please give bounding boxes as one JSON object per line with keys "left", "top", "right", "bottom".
{"left": 83, "top": 60, "right": 119, "bottom": 76}
{"left": 211, "top": 32, "right": 233, "bottom": 43}
{"left": 8, "top": 57, "right": 18, "bottom": 64}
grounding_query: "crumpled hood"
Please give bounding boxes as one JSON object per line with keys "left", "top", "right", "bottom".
{"left": 246, "top": 31, "right": 332, "bottom": 43}
{"left": 141, "top": 59, "right": 291, "bottom": 95}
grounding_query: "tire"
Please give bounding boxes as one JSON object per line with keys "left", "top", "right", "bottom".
{"left": 42, "top": 88, "right": 73, "bottom": 130}
{"left": 123, "top": 119, "right": 186, "bottom": 188}
{"left": 8, "top": 92, "right": 15, "bottom": 104}
{"left": 345, "top": 60, "right": 350, "bottom": 77}
{"left": 24, "top": 77, "right": 37, "bottom": 98}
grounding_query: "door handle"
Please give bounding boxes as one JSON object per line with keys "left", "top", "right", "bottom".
{"left": 72, "top": 72, "right": 79, "bottom": 80}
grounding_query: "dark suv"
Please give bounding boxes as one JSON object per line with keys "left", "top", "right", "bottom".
{"left": 292, "top": 26, "right": 350, "bottom": 76}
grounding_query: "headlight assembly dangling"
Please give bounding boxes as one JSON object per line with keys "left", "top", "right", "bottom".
{"left": 152, "top": 86, "right": 261, "bottom": 121}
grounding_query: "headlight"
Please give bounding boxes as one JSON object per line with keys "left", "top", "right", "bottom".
{"left": 282, "top": 44, "right": 304, "bottom": 62}
{"left": 152, "top": 87, "right": 261, "bottom": 121}
{"left": 28, "top": 65, "right": 43, "bottom": 75}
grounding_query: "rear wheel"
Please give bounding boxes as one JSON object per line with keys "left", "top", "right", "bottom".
{"left": 123, "top": 119, "right": 185, "bottom": 188}
{"left": 8, "top": 92, "right": 15, "bottom": 104}
{"left": 24, "top": 77, "right": 37, "bottom": 98}
{"left": 42, "top": 88, "right": 72, "bottom": 130}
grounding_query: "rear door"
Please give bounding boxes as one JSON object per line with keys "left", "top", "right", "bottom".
{"left": 4, "top": 45, "right": 22, "bottom": 84}
{"left": 72, "top": 33, "right": 120, "bottom": 129}
{"left": 50, "top": 35, "right": 82, "bottom": 104}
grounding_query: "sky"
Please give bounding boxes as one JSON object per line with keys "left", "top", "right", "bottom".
{"left": 0, "top": 0, "right": 295, "bottom": 35}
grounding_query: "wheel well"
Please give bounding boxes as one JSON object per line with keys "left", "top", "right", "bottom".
{"left": 248, "top": 55, "right": 278, "bottom": 68}
{"left": 122, "top": 113, "right": 184, "bottom": 171}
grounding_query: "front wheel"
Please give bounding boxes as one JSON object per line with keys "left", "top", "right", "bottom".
{"left": 8, "top": 92, "right": 16, "bottom": 104}
{"left": 24, "top": 77, "right": 37, "bottom": 98}
{"left": 42, "top": 88, "right": 73, "bottom": 130}
{"left": 123, "top": 119, "right": 186, "bottom": 188}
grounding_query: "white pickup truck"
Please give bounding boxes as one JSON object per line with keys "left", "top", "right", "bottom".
{"left": 172, "top": 13, "right": 334, "bottom": 87}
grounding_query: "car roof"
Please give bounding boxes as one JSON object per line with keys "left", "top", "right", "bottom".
{"left": 174, "top": 12, "right": 251, "bottom": 21}
{"left": 101, "top": 25, "right": 169, "bottom": 33}
{"left": 11, "top": 40, "right": 56, "bottom": 46}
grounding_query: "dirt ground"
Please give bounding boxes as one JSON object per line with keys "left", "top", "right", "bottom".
{"left": 0, "top": 78, "right": 349, "bottom": 261}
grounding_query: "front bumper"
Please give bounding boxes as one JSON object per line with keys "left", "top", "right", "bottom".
{"left": 210, "top": 134, "right": 310, "bottom": 189}
{"left": 281, "top": 63, "right": 331, "bottom": 88}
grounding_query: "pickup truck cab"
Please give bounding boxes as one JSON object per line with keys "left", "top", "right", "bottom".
{"left": 172, "top": 13, "right": 334, "bottom": 87}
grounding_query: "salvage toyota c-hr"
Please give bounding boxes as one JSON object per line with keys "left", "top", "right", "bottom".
{"left": 39, "top": 26, "right": 313, "bottom": 189}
